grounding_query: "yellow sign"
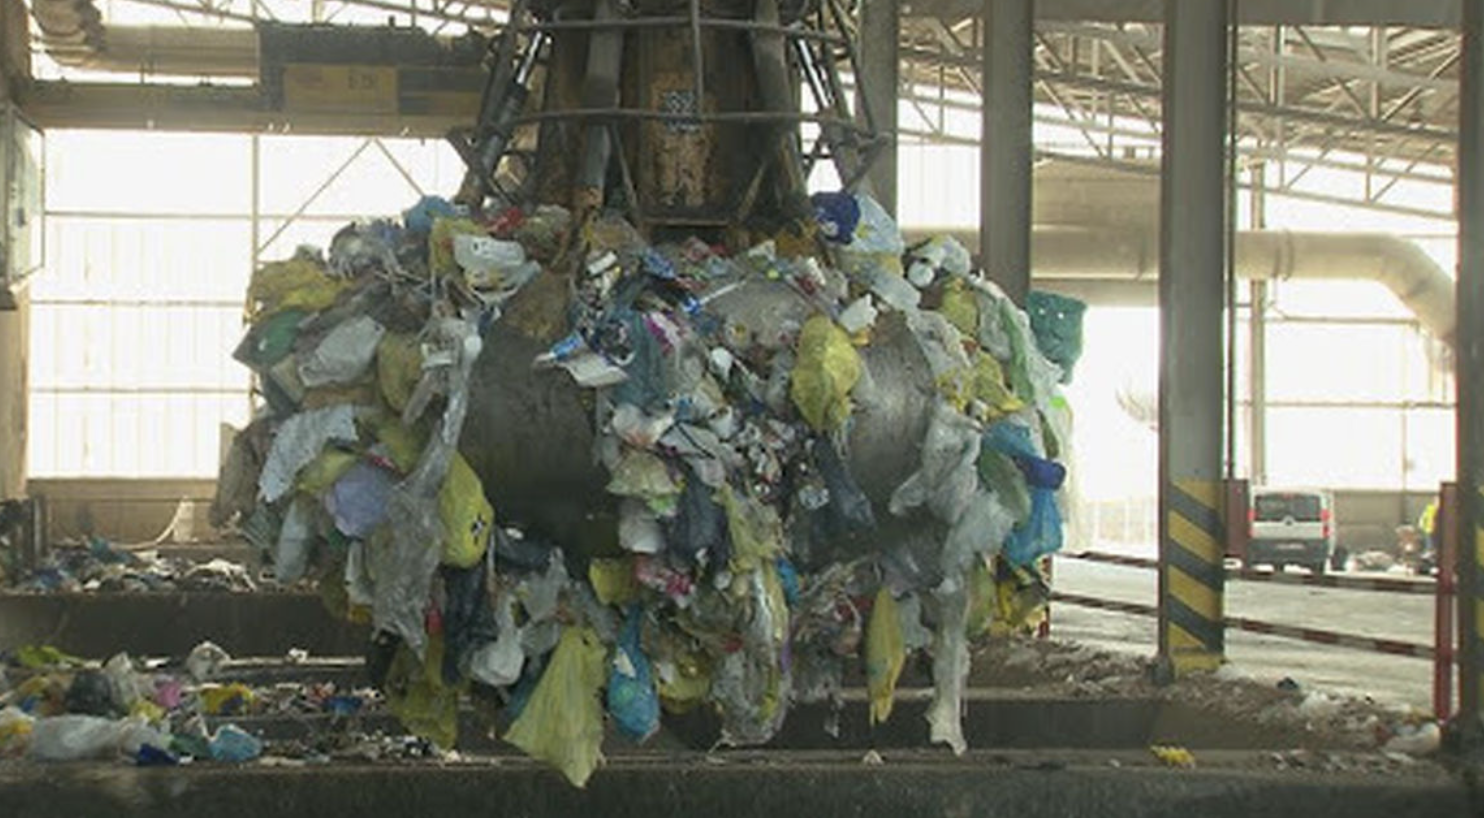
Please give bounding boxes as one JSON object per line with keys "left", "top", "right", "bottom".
{"left": 282, "top": 65, "right": 398, "bottom": 113}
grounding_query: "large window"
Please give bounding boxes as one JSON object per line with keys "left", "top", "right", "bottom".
{"left": 27, "top": 131, "right": 462, "bottom": 477}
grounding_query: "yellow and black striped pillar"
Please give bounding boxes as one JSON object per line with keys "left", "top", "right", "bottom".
{"left": 1160, "top": 479, "right": 1224, "bottom": 673}
{"left": 1155, "top": 0, "right": 1228, "bottom": 678}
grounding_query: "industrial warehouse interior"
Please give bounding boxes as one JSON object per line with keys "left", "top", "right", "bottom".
{"left": 2, "top": 0, "right": 1484, "bottom": 814}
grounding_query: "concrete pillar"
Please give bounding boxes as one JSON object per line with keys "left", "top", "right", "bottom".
{"left": 0, "top": 288, "right": 27, "bottom": 499}
{"left": 1156, "top": 0, "right": 1228, "bottom": 677}
{"left": 980, "top": 0, "right": 1033, "bottom": 305}
{"left": 1451, "top": 0, "right": 1484, "bottom": 743}
{"left": 856, "top": 0, "right": 899, "bottom": 215}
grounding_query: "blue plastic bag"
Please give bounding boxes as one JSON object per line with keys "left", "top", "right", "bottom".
{"left": 1004, "top": 487, "right": 1063, "bottom": 567}
{"left": 606, "top": 607, "right": 660, "bottom": 743}
{"left": 811, "top": 191, "right": 861, "bottom": 244}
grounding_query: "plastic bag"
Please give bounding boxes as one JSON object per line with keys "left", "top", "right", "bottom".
{"left": 297, "top": 315, "right": 386, "bottom": 388}
{"left": 327, "top": 461, "right": 396, "bottom": 539}
{"left": 926, "top": 585, "right": 970, "bottom": 755}
{"left": 297, "top": 447, "right": 359, "bottom": 495}
{"left": 606, "top": 449, "right": 682, "bottom": 509}
{"left": 810, "top": 191, "right": 861, "bottom": 243}
{"left": 664, "top": 472, "right": 730, "bottom": 565}
{"left": 247, "top": 258, "right": 351, "bottom": 321}
{"left": 438, "top": 453, "right": 494, "bottom": 568}
{"left": 790, "top": 314, "right": 862, "bottom": 431}
{"left": 941, "top": 489, "right": 1013, "bottom": 579}
{"left": 977, "top": 449, "right": 1031, "bottom": 524}
{"left": 233, "top": 308, "right": 307, "bottom": 370}
{"left": 938, "top": 278, "right": 980, "bottom": 339}
{"left": 607, "top": 608, "right": 661, "bottom": 743}
{"left": 504, "top": 626, "right": 608, "bottom": 787}
{"left": 429, "top": 218, "right": 488, "bottom": 278}
{"left": 273, "top": 497, "right": 316, "bottom": 584}
{"left": 208, "top": 724, "right": 263, "bottom": 763}
{"left": 865, "top": 587, "right": 905, "bottom": 725}
{"left": 29, "top": 715, "right": 135, "bottom": 761}
{"left": 1004, "top": 487, "right": 1064, "bottom": 567}
{"left": 384, "top": 635, "right": 462, "bottom": 750}
{"left": 0, "top": 707, "right": 33, "bottom": 758}
{"left": 376, "top": 333, "right": 423, "bottom": 413}
{"left": 259, "top": 405, "right": 359, "bottom": 503}
{"left": 889, "top": 401, "right": 981, "bottom": 528}
{"left": 721, "top": 485, "right": 783, "bottom": 573}
{"left": 1026, "top": 290, "right": 1087, "bottom": 383}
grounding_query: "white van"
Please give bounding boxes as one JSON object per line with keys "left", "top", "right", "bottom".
{"left": 1247, "top": 488, "right": 1337, "bottom": 574}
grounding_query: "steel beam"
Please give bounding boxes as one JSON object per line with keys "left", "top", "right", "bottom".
{"left": 981, "top": 0, "right": 1034, "bottom": 305}
{"left": 1248, "top": 166, "right": 1267, "bottom": 487}
{"left": 1450, "top": 0, "right": 1484, "bottom": 746}
{"left": 1157, "top": 0, "right": 1228, "bottom": 678}
{"left": 857, "top": 0, "right": 899, "bottom": 214}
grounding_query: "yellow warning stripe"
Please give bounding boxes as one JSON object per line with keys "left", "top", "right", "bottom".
{"left": 1169, "top": 565, "right": 1220, "bottom": 620}
{"left": 1169, "top": 511, "right": 1222, "bottom": 565}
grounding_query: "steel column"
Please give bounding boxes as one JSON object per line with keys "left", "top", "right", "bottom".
{"left": 1451, "top": 0, "right": 1484, "bottom": 744}
{"left": 1248, "top": 165, "right": 1268, "bottom": 487}
{"left": 1157, "top": 0, "right": 1228, "bottom": 677}
{"left": 856, "top": 0, "right": 899, "bottom": 214}
{"left": 980, "top": 0, "right": 1033, "bottom": 305}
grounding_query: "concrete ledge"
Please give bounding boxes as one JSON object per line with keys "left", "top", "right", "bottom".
{"left": 0, "top": 751, "right": 1473, "bottom": 818}
{"left": 0, "top": 592, "right": 368, "bottom": 657}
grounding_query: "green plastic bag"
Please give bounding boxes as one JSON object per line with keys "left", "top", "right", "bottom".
{"left": 790, "top": 314, "right": 862, "bottom": 431}
{"left": 504, "top": 626, "right": 608, "bottom": 787}
{"left": 866, "top": 586, "right": 905, "bottom": 725}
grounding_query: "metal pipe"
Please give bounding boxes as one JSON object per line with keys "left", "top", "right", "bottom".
{"left": 1156, "top": 0, "right": 1228, "bottom": 678}
{"left": 576, "top": 0, "right": 625, "bottom": 204}
{"left": 980, "top": 0, "right": 1034, "bottom": 306}
{"left": 1451, "top": 0, "right": 1484, "bottom": 744}
{"left": 908, "top": 225, "right": 1460, "bottom": 346}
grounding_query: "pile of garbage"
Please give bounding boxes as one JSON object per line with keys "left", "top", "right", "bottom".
{"left": 0, "top": 641, "right": 354, "bottom": 764}
{"left": 208, "top": 191, "right": 1082, "bottom": 785}
{"left": 4, "top": 538, "right": 260, "bottom": 594}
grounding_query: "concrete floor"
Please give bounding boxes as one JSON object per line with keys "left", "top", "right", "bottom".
{"left": 1053, "top": 552, "right": 1438, "bottom": 712}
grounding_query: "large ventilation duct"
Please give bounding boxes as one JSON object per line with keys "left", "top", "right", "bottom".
{"left": 910, "top": 161, "right": 1457, "bottom": 344}
{"left": 908, "top": 226, "right": 1457, "bottom": 345}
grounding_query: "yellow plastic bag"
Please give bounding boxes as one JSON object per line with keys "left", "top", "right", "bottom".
{"left": 377, "top": 333, "right": 423, "bottom": 413}
{"left": 369, "top": 413, "right": 428, "bottom": 473}
{"left": 720, "top": 485, "right": 783, "bottom": 574}
{"left": 866, "top": 586, "right": 905, "bottom": 725}
{"left": 504, "top": 626, "right": 608, "bottom": 787}
{"left": 605, "top": 449, "right": 682, "bottom": 509}
{"left": 200, "top": 683, "right": 256, "bottom": 715}
{"left": 438, "top": 453, "right": 494, "bottom": 568}
{"left": 938, "top": 278, "right": 980, "bottom": 339}
{"left": 247, "top": 259, "right": 351, "bottom": 320}
{"left": 385, "top": 634, "right": 462, "bottom": 750}
{"left": 970, "top": 351, "right": 1025, "bottom": 419}
{"left": 589, "top": 558, "right": 639, "bottom": 606}
{"left": 297, "top": 448, "right": 359, "bottom": 495}
{"left": 964, "top": 556, "right": 997, "bottom": 638}
{"left": 790, "top": 314, "right": 862, "bottom": 431}
{"left": 1150, "top": 745, "right": 1197, "bottom": 768}
{"left": 429, "top": 218, "right": 487, "bottom": 279}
